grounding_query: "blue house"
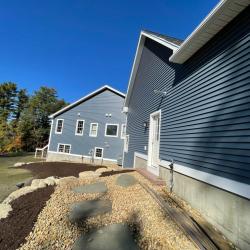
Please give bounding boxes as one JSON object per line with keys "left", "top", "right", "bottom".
{"left": 47, "top": 85, "right": 126, "bottom": 165}
{"left": 122, "top": 1, "right": 250, "bottom": 249}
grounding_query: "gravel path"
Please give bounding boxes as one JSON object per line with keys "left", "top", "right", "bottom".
{"left": 19, "top": 172, "right": 196, "bottom": 250}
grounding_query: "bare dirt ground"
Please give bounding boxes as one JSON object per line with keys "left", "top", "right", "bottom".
{"left": 0, "top": 186, "right": 54, "bottom": 250}
{"left": 20, "top": 162, "right": 105, "bottom": 179}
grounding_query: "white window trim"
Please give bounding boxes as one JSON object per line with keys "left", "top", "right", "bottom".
{"left": 75, "top": 119, "right": 85, "bottom": 136}
{"left": 124, "top": 135, "right": 129, "bottom": 153}
{"left": 89, "top": 123, "right": 98, "bottom": 137}
{"left": 55, "top": 119, "right": 64, "bottom": 134}
{"left": 94, "top": 147, "right": 104, "bottom": 159}
{"left": 105, "top": 123, "right": 119, "bottom": 137}
{"left": 121, "top": 124, "right": 126, "bottom": 139}
{"left": 57, "top": 143, "right": 71, "bottom": 154}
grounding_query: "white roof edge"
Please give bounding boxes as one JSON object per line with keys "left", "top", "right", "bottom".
{"left": 49, "top": 85, "right": 125, "bottom": 118}
{"left": 124, "top": 31, "right": 181, "bottom": 107}
{"left": 170, "top": 0, "right": 249, "bottom": 63}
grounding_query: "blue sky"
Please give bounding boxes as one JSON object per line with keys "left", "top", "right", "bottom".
{"left": 0, "top": 0, "right": 218, "bottom": 102}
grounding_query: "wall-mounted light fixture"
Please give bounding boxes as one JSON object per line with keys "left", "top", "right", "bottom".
{"left": 77, "top": 112, "right": 81, "bottom": 117}
{"left": 143, "top": 121, "right": 148, "bottom": 129}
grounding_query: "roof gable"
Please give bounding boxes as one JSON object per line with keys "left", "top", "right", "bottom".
{"left": 50, "top": 85, "right": 125, "bottom": 118}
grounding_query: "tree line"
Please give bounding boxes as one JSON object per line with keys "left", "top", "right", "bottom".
{"left": 0, "top": 82, "right": 67, "bottom": 153}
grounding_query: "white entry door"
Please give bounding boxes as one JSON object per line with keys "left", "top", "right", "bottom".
{"left": 148, "top": 110, "right": 161, "bottom": 176}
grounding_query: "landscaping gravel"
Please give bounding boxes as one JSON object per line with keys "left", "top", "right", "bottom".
{"left": 19, "top": 172, "right": 196, "bottom": 250}
{"left": 72, "top": 182, "right": 107, "bottom": 194}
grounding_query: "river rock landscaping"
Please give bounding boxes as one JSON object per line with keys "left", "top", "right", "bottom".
{"left": 17, "top": 170, "right": 196, "bottom": 250}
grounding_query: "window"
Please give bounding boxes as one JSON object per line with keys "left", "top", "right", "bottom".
{"left": 95, "top": 147, "right": 103, "bottom": 158}
{"left": 124, "top": 135, "right": 129, "bottom": 153}
{"left": 89, "top": 123, "right": 98, "bottom": 137}
{"left": 121, "top": 124, "right": 126, "bottom": 139}
{"left": 55, "top": 119, "right": 64, "bottom": 134}
{"left": 105, "top": 124, "right": 119, "bottom": 137}
{"left": 57, "top": 144, "right": 71, "bottom": 153}
{"left": 75, "top": 120, "right": 84, "bottom": 136}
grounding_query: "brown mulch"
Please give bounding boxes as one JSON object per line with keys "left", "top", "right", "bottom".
{"left": 100, "top": 169, "right": 135, "bottom": 177}
{"left": 0, "top": 186, "right": 54, "bottom": 250}
{"left": 20, "top": 162, "right": 105, "bottom": 179}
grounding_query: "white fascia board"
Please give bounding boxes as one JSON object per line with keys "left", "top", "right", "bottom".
{"left": 49, "top": 85, "right": 125, "bottom": 118}
{"left": 124, "top": 31, "right": 180, "bottom": 107}
{"left": 170, "top": 0, "right": 249, "bottom": 63}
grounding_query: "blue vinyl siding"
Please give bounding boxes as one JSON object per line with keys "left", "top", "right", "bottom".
{"left": 123, "top": 7, "right": 250, "bottom": 184}
{"left": 49, "top": 89, "right": 125, "bottom": 160}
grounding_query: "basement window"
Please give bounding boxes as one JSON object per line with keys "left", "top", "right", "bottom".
{"left": 58, "top": 144, "right": 71, "bottom": 153}
{"left": 95, "top": 147, "right": 103, "bottom": 158}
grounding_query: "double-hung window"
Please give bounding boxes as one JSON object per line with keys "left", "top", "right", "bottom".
{"left": 55, "top": 119, "right": 64, "bottom": 134}
{"left": 75, "top": 120, "right": 84, "bottom": 136}
{"left": 105, "top": 124, "right": 119, "bottom": 137}
{"left": 121, "top": 124, "right": 126, "bottom": 139}
{"left": 89, "top": 123, "right": 98, "bottom": 137}
{"left": 58, "top": 144, "right": 71, "bottom": 153}
{"left": 95, "top": 147, "right": 103, "bottom": 158}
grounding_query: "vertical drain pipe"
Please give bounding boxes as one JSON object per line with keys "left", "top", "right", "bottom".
{"left": 169, "top": 159, "right": 174, "bottom": 193}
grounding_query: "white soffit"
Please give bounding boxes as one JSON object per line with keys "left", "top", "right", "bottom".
{"left": 170, "top": 0, "right": 250, "bottom": 64}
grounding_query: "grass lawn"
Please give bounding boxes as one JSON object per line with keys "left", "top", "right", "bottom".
{"left": 0, "top": 152, "right": 41, "bottom": 202}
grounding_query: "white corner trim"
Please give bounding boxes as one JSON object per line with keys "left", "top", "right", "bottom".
{"left": 104, "top": 123, "right": 119, "bottom": 137}
{"left": 49, "top": 85, "right": 125, "bottom": 118}
{"left": 120, "top": 124, "right": 126, "bottom": 139}
{"left": 75, "top": 119, "right": 85, "bottom": 136}
{"left": 57, "top": 143, "right": 71, "bottom": 154}
{"left": 48, "top": 119, "right": 54, "bottom": 151}
{"left": 89, "top": 123, "right": 98, "bottom": 137}
{"left": 47, "top": 150, "right": 117, "bottom": 162}
{"left": 159, "top": 159, "right": 250, "bottom": 199}
{"left": 55, "top": 119, "right": 64, "bottom": 134}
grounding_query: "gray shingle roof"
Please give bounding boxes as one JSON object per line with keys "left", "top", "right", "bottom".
{"left": 142, "top": 30, "right": 183, "bottom": 46}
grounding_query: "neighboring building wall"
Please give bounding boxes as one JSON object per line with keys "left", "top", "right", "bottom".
{"left": 123, "top": 7, "right": 250, "bottom": 249}
{"left": 48, "top": 89, "right": 126, "bottom": 162}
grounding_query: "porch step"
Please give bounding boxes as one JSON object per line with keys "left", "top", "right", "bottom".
{"left": 136, "top": 168, "right": 165, "bottom": 186}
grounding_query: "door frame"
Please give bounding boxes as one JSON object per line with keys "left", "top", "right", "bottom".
{"left": 147, "top": 109, "right": 161, "bottom": 176}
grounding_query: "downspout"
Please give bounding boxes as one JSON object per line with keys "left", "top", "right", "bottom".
{"left": 169, "top": 159, "right": 174, "bottom": 193}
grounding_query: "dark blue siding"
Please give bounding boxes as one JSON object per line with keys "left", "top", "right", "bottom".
{"left": 49, "top": 89, "right": 125, "bottom": 160}
{"left": 123, "top": 7, "right": 250, "bottom": 184}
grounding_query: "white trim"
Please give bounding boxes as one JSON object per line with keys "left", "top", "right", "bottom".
{"left": 48, "top": 150, "right": 118, "bottom": 162}
{"left": 120, "top": 124, "right": 126, "bottom": 139}
{"left": 133, "top": 152, "right": 148, "bottom": 169}
{"left": 89, "top": 123, "right": 98, "bottom": 137}
{"left": 159, "top": 159, "right": 250, "bottom": 200}
{"left": 124, "top": 32, "right": 180, "bottom": 108}
{"left": 55, "top": 119, "right": 64, "bottom": 134}
{"left": 122, "top": 113, "right": 128, "bottom": 168}
{"left": 105, "top": 123, "right": 119, "bottom": 137}
{"left": 94, "top": 147, "right": 104, "bottom": 159}
{"left": 49, "top": 85, "right": 125, "bottom": 118}
{"left": 147, "top": 110, "right": 161, "bottom": 176}
{"left": 57, "top": 143, "right": 71, "bottom": 154}
{"left": 170, "top": 0, "right": 249, "bottom": 63}
{"left": 48, "top": 119, "right": 54, "bottom": 151}
{"left": 75, "top": 119, "right": 85, "bottom": 136}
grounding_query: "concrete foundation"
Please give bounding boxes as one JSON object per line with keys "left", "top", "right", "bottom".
{"left": 134, "top": 155, "right": 250, "bottom": 250}
{"left": 46, "top": 152, "right": 118, "bottom": 167}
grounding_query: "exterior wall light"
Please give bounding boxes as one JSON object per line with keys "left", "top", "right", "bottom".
{"left": 143, "top": 121, "right": 148, "bottom": 128}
